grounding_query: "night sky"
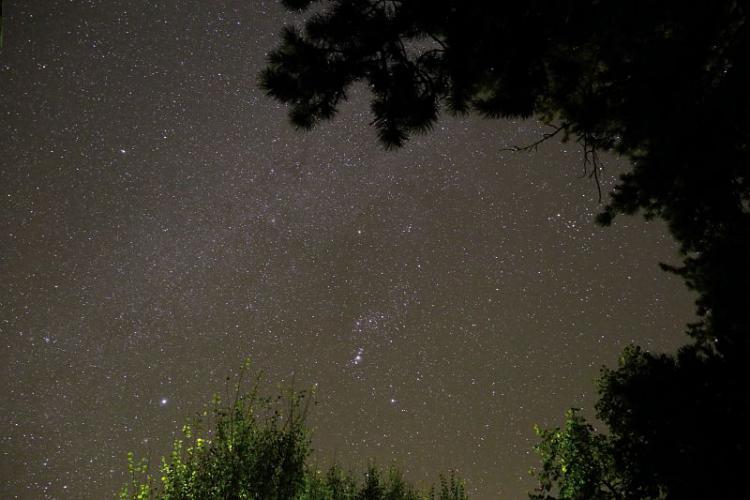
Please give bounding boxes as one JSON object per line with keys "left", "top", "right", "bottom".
{"left": 1, "top": 2, "right": 695, "bottom": 499}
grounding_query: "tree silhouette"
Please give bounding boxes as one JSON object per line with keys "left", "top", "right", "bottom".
{"left": 260, "top": 0, "right": 750, "bottom": 353}
{"left": 533, "top": 344, "right": 749, "bottom": 499}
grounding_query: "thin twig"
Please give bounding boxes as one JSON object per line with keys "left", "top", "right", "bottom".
{"left": 581, "top": 134, "right": 603, "bottom": 203}
{"left": 502, "top": 124, "right": 604, "bottom": 203}
{"left": 499, "top": 124, "right": 566, "bottom": 153}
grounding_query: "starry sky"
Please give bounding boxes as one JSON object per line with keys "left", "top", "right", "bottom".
{"left": 1, "top": 1, "right": 696, "bottom": 499}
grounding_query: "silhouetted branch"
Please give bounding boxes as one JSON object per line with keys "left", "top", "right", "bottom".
{"left": 580, "top": 133, "right": 603, "bottom": 203}
{"left": 502, "top": 124, "right": 603, "bottom": 203}
{"left": 499, "top": 123, "right": 567, "bottom": 153}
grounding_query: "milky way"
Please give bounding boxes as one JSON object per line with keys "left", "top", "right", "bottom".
{"left": 1, "top": 2, "right": 694, "bottom": 498}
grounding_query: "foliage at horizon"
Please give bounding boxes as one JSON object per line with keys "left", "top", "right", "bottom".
{"left": 119, "top": 363, "right": 468, "bottom": 500}
{"left": 530, "top": 409, "right": 625, "bottom": 500}
{"left": 531, "top": 343, "right": 748, "bottom": 499}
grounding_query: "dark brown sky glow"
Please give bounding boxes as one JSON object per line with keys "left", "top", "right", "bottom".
{"left": 1, "top": 2, "right": 695, "bottom": 498}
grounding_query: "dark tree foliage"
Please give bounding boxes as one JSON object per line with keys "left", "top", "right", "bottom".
{"left": 530, "top": 346, "right": 750, "bottom": 500}
{"left": 534, "top": 345, "right": 749, "bottom": 499}
{"left": 260, "top": 0, "right": 750, "bottom": 353}
{"left": 594, "top": 345, "right": 748, "bottom": 499}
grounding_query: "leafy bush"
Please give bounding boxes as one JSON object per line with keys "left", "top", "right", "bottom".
{"left": 120, "top": 363, "right": 467, "bottom": 500}
{"left": 530, "top": 409, "right": 622, "bottom": 500}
